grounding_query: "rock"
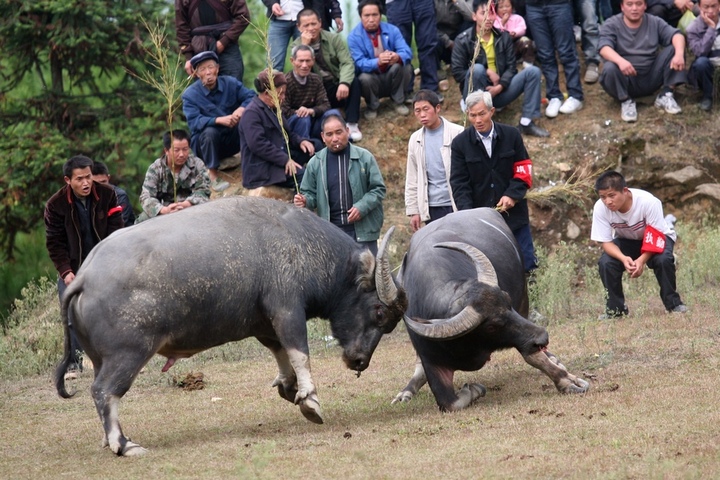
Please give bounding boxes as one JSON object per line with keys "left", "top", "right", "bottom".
{"left": 693, "top": 183, "right": 720, "bottom": 201}
{"left": 566, "top": 220, "right": 581, "bottom": 240}
{"left": 663, "top": 166, "right": 704, "bottom": 184}
{"left": 219, "top": 153, "right": 241, "bottom": 171}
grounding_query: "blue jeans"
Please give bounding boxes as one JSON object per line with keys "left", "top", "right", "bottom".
{"left": 525, "top": 3, "right": 584, "bottom": 101}
{"left": 286, "top": 108, "right": 342, "bottom": 149}
{"left": 268, "top": 19, "right": 299, "bottom": 72}
{"left": 513, "top": 224, "right": 538, "bottom": 272}
{"left": 573, "top": 0, "right": 600, "bottom": 65}
{"left": 690, "top": 56, "right": 715, "bottom": 100}
{"left": 464, "top": 64, "right": 543, "bottom": 119}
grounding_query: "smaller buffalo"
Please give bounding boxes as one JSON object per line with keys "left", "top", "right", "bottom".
{"left": 55, "top": 197, "right": 407, "bottom": 456}
{"left": 393, "top": 208, "right": 589, "bottom": 411}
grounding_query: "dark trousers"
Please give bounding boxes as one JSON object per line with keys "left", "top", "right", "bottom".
{"left": 192, "top": 125, "right": 240, "bottom": 170}
{"left": 690, "top": 56, "right": 715, "bottom": 100}
{"left": 428, "top": 205, "right": 454, "bottom": 223}
{"left": 646, "top": 3, "right": 684, "bottom": 28}
{"left": 598, "top": 237, "right": 683, "bottom": 312}
{"left": 57, "top": 277, "right": 82, "bottom": 368}
{"left": 218, "top": 45, "right": 245, "bottom": 83}
{"left": 513, "top": 224, "right": 538, "bottom": 273}
{"left": 599, "top": 47, "right": 687, "bottom": 101}
{"left": 324, "top": 78, "right": 362, "bottom": 123}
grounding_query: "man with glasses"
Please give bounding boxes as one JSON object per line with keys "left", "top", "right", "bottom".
{"left": 182, "top": 51, "right": 256, "bottom": 191}
{"left": 136, "top": 129, "right": 212, "bottom": 223}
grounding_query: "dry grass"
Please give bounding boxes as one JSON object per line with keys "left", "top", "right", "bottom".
{"left": 1, "top": 292, "right": 719, "bottom": 478}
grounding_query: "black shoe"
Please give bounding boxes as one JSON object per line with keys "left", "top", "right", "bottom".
{"left": 518, "top": 121, "right": 550, "bottom": 137}
{"left": 699, "top": 98, "right": 712, "bottom": 112}
{"left": 598, "top": 305, "right": 629, "bottom": 320}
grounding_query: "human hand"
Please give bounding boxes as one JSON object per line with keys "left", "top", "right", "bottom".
{"left": 336, "top": 84, "right": 350, "bottom": 100}
{"left": 617, "top": 58, "right": 637, "bottom": 76}
{"left": 486, "top": 84, "right": 503, "bottom": 97}
{"left": 216, "top": 115, "right": 238, "bottom": 127}
{"left": 410, "top": 214, "right": 422, "bottom": 232}
{"left": 215, "top": 41, "right": 225, "bottom": 54}
{"left": 285, "top": 159, "right": 302, "bottom": 176}
{"left": 629, "top": 257, "right": 646, "bottom": 278}
{"left": 293, "top": 194, "right": 306, "bottom": 208}
{"left": 670, "top": 52, "right": 685, "bottom": 71}
{"left": 185, "top": 60, "right": 194, "bottom": 76}
{"left": 335, "top": 17, "right": 344, "bottom": 32}
{"left": 348, "top": 206, "right": 362, "bottom": 223}
{"left": 487, "top": 69, "right": 500, "bottom": 85}
{"left": 271, "top": 3, "right": 285, "bottom": 16}
{"left": 231, "top": 106, "right": 245, "bottom": 122}
{"left": 701, "top": 10, "right": 717, "bottom": 28}
{"left": 496, "top": 195, "right": 516, "bottom": 212}
{"left": 296, "top": 106, "right": 313, "bottom": 118}
{"left": 300, "top": 30, "right": 314, "bottom": 45}
{"left": 63, "top": 273, "right": 76, "bottom": 286}
{"left": 300, "top": 140, "right": 315, "bottom": 155}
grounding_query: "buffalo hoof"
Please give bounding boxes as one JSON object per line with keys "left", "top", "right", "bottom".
{"left": 298, "top": 394, "right": 324, "bottom": 424}
{"left": 272, "top": 376, "right": 298, "bottom": 404}
{"left": 121, "top": 442, "right": 149, "bottom": 457}
{"left": 561, "top": 376, "right": 590, "bottom": 394}
{"left": 449, "top": 383, "right": 486, "bottom": 411}
{"left": 391, "top": 390, "right": 414, "bottom": 404}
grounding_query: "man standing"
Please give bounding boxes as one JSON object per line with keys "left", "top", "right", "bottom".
{"left": 686, "top": 0, "right": 720, "bottom": 111}
{"left": 282, "top": 45, "right": 342, "bottom": 149}
{"left": 175, "top": 0, "right": 250, "bottom": 81}
{"left": 599, "top": 0, "right": 687, "bottom": 122}
{"left": 450, "top": 91, "right": 538, "bottom": 274}
{"left": 294, "top": 8, "right": 363, "bottom": 141}
{"left": 91, "top": 161, "right": 136, "bottom": 227}
{"left": 405, "top": 90, "right": 464, "bottom": 232}
{"left": 348, "top": 0, "right": 414, "bottom": 119}
{"left": 44, "top": 155, "right": 124, "bottom": 377}
{"left": 182, "top": 51, "right": 256, "bottom": 191}
{"left": 293, "top": 114, "right": 386, "bottom": 254}
{"left": 591, "top": 170, "right": 687, "bottom": 319}
{"left": 137, "top": 130, "right": 211, "bottom": 223}
{"left": 240, "top": 69, "right": 315, "bottom": 191}
{"left": 451, "top": 0, "right": 550, "bottom": 137}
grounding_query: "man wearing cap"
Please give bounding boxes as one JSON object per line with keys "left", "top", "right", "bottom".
{"left": 182, "top": 51, "right": 256, "bottom": 192}
{"left": 239, "top": 69, "right": 316, "bottom": 191}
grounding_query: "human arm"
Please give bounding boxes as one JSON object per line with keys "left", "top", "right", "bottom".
{"left": 332, "top": 33, "right": 357, "bottom": 87}
{"left": 404, "top": 134, "right": 421, "bottom": 223}
{"left": 175, "top": 0, "right": 195, "bottom": 61}
{"left": 450, "top": 30, "right": 474, "bottom": 86}
{"left": 351, "top": 153, "right": 386, "bottom": 221}
{"left": 670, "top": 32, "right": 686, "bottom": 71}
{"left": 686, "top": 17, "right": 718, "bottom": 57}
{"left": 599, "top": 45, "right": 637, "bottom": 76}
{"left": 600, "top": 241, "right": 652, "bottom": 278}
{"left": 387, "top": 27, "right": 414, "bottom": 65}
{"left": 348, "top": 28, "right": 382, "bottom": 73}
{"left": 219, "top": 0, "right": 251, "bottom": 48}
{"left": 44, "top": 196, "right": 74, "bottom": 280}
{"left": 298, "top": 157, "right": 320, "bottom": 211}
{"left": 449, "top": 134, "right": 474, "bottom": 210}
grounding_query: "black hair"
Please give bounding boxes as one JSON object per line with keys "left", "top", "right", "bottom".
{"left": 321, "top": 113, "right": 347, "bottom": 131}
{"left": 297, "top": 8, "right": 321, "bottom": 25}
{"left": 91, "top": 161, "right": 109, "bottom": 176}
{"left": 291, "top": 44, "right": 315, "bottom": 59}
{"left": 473, "top": 0, "right": 492, "bottom": 12}
{"left": 358, "top": 0, "right": 383, "bottom": 17}
{"left": 162, "top": 129, "right": 190, "bottom": 150}
{"left": 63, "top": 155, "right": 94, "bottom": 179}
{"left": 595, "top": 170, "right": 627, "bottom": 193}
{"left": 413, "top": 89, "right": 442, "bottom": 108}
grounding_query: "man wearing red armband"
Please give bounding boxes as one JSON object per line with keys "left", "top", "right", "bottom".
{"left": 450, "top": 90, "right": 538, "bottom": 275}
{"left": 591, "top": 170, "right": 687, "bottom": 320}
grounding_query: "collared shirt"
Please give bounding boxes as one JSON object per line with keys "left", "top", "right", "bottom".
{"left": 480, "top": 32, "right": 496, "bottom": 72}
{"left": 139, "top": 154, "right": 211, "bottom": 219}
{"left": 475, "top": 122, "right": 495, "bottom": 157}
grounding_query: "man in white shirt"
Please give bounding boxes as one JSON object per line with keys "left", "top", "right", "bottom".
{"left": 405, "top": 90, "right": 464, "bottom": 231}
{"left": 591, "top": 170, "right": 687, "bottom": 319}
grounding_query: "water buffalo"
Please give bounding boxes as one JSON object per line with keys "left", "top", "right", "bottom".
{"left": 55, "top": 196, "right": 407, "bottom": 456}
{"left": 392, "top": 208, "right": 589, "bottom": 411}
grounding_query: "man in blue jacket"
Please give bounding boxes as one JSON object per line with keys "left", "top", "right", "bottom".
{"left": 182, "top": 51, "right": 256, "bottom": 192}
{"left": 293, "top": 114, "right": 386, "bottom": 255}
{"left": 348, "top": 0, "right": 414, "bottom": 119}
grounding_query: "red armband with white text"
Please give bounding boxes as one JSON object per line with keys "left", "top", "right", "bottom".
{"left": 108, "top": 206, "right": 123, "bottom": 217}
{"left": 513, "top": 159, "right": 533, "bottom": 188}
{"left": 641, "top": 224, "right": 666, "bottom": 254}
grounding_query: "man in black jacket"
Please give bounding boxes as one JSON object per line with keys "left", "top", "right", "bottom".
{"left": 44, "top": 155, "right": 124, "bottom": 377}
{"left": 450, "top": 90, "right": 538, "bottom": 273}
{"left": 451, "top": 0, "right": 549, "bottom": 137}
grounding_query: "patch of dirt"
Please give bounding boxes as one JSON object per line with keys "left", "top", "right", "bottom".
{"left": 219, "top": 61, "right": 720, "bottom": 255}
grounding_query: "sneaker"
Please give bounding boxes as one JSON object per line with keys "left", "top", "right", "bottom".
{"left": 699, "top": 98, "right": 712, "bottom": 112}
{"left": 211, "top": 179, "right": 230, "bottom": 192}
{"left": 545, "top": 98, "right": 562, "bottom": 118}
{"left": 364, "top": 109, "right": 378, "bottom": 120}
{"left": 654, "top": 92, "right": 682, "bottom": 114}
{"left": 621, "top": 99, "right": 637, "bottom": 122}
{"left": 348, "top": 123, "right": 363, "bottom": 142}
{"left": 584, "top": 64, "right": 599, "bottom": 84}
{"left": 460, "top": 98, "right": 467, "bottom": 113}
{"left": 573, "top": 25, "right": 582, "bottom": 42}
{"left": 559, "top": 96, "right": 583, "bottom": 114}
{"left": 598, "top": 305, "right": 629, "bottom": 321}
{"left": 668, "top": 304, "right": 688, "bottom": 314}
{"left": 394, "top": 103, "right": 410, "bottom": 116}
{"left": 518, "top": 121, "right": 550, "bottom": 137}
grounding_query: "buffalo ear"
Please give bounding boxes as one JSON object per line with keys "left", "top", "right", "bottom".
{"left": 356, "top": 250, "right": 376, "bottom": 290}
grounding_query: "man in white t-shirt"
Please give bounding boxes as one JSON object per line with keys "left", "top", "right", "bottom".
{"left": 590, "top": 170, "right": 687, "bottom": 319}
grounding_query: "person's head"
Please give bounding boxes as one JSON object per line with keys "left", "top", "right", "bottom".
{"left": 496, "top": 0, "right": 514, "bottom": 18}
{"left": 254, "top": 68, "right": 288, "bottom": 105}
{"left": 321, "top": 114, "right": 350, "bottom": 153}
{"left": 466, "top": 91, "right": 495, "bottom": 133}
{"left": 412, "top": 90, "right": 443, "bottom": 129}
{"left": 290, "top": 44, "right": 315, "bottom": 78}
{"left": 190, "top": 51, "right": 220, "bottom": 90}
{"left": 620, "top": 0, "right": 647, "bottom": 23}
{"left": 162, "top": 130, "right": 191, "bottom": 169}
{"left": 699, "top": 0, "right": 720, "bottom": 23}
{"left": 91, "top": 161, "right": 111, "bottom": 184}
{"left": 63, "top": 155, "right": 94, "bottom": 199}
{"left": 297, "top": 8, "right": 322, "bottom": 41}
{"left": 358, "top": 0, "right": 383, "bottom": 33}
{"left": 595, "top": 170, "right": 632, "bottom": 212}
{"left": 473, "top": 0, "right": 496, "bottom": 32}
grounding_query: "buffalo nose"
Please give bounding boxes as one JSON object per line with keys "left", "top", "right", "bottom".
{"left": 352, "top": 357, "right": 369, "bottom": 372}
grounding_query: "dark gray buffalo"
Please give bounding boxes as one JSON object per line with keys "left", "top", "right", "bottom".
{"left": 392, "top": 208, "right": 589, "bottom": 411}
{"left": 55, "top": 196, "right": 407, "bottom": 456}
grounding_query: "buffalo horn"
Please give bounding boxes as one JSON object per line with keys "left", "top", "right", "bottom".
{"left": 434, "top": 241, "right": 498, "bottom": 287}
{"left": 375, "top": 226, "right": 398, "bottom": 306}
{"left": 404, "top": 306, "right": 481, "bottom": 340}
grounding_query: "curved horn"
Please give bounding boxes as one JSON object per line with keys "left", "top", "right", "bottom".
{"left": 434, "top": 241, "right": 498, "bottom": 287}
{"left": 404, "top": 306, "right": 481, "bottom": 340}
{"left": 375, "top": 226, "right": 398, "bottom": 306}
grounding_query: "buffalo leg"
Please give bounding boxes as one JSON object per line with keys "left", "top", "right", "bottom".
{"left": 286, "top": 348, "right": 323, "bottom": 424}
{"left": 258, "top": 338, "right": 298, "bottom": 403}
{"left": 523, "top": 350, "right": 590, "bottom": 393}
{"left": 423, "top": 362, "right": 486, "bottom": 412}
{"left": 90, "top": 355, "right": 149, "bottom": 456}
{"left": 392, "top": 355, "right": 427, "bottom": 404}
